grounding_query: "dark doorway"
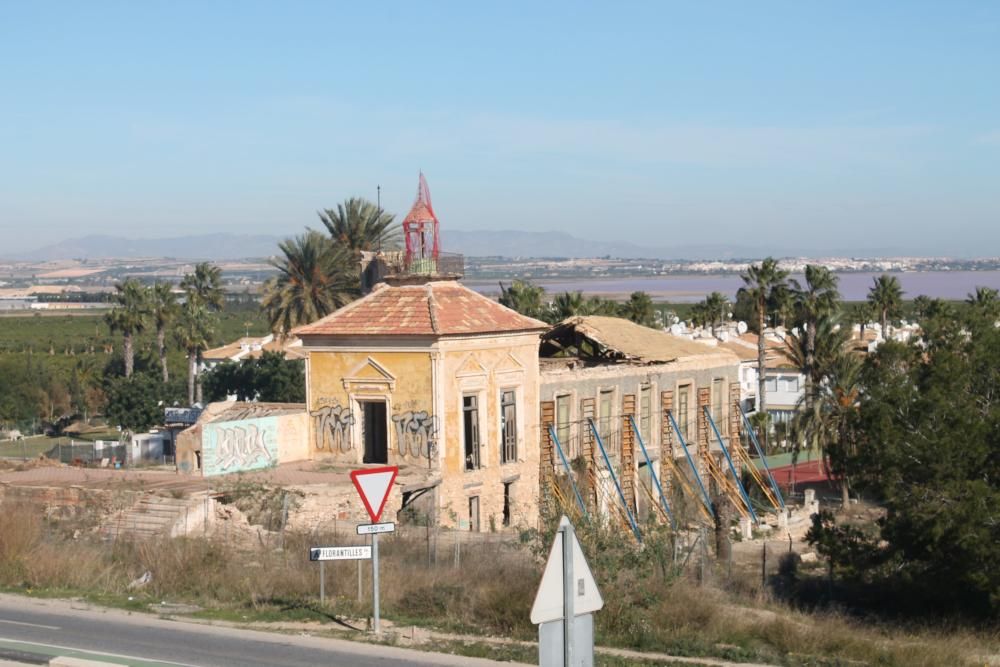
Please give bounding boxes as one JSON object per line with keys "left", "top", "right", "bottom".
{"left": 502, "top": 483, "right": 512, "bottom": 527}
{"left": 362, "top": 401, "right": 388, "bottom": 464}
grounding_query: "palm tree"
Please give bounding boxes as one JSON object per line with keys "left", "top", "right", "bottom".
{"left": 149, "top": 283, "right": 178, "bottom": 383}
{"left": 867, "top": 274, "right": 903, "bottom": 341}
{"left": 498, "top": 280, "right": 546, "bottom": 319}
{"left": 174, "top": 300, "right": 213, "bottom": 406}
{"left": 622, "top": 291, "right": 656, "bottom": 327}
{"left": 737, "top": 258, "right": 789, "bottom": 448}
{"left": 319, "top": 197, "right": 400, "bottom": 254}
{"left": 791, "top": 265, "right": 840, "bottom": 406}
{"left": 262, "top": 230, "right": 357, "bottom": 334}
{"left": 792, "top": 346, "right": 861, "bottom": 508}
{"left": 105, "top": 279, "right": 150, "bottom": 378}
{"left": 585, "top": 296, "right": 622, "bottom": 317}
{"left": 180, "top": 262, "right": 224, "bottom": 311}
{"left": 692, "top": 291, "right": 730, "bottom": 335}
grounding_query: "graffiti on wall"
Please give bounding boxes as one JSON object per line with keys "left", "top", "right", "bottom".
{"left": 392, "top": 410, "right": 436, "bottom": 458}
{"left": 312, "top": 403, "right": 354, "bottom": 452}
{"left": 203, "top": 416, "right": 278, "bottom": 476}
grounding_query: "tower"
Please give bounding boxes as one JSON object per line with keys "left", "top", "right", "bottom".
{"left": 402, "top": 173, "right": 440, "bottom": 273}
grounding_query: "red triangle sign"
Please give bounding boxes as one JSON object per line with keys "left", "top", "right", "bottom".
{"left": 350, "top": 466, "right": 399, "bottom": 523}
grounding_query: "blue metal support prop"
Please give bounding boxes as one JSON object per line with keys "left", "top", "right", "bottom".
{"left": 548, "top": 426, "right": 589, "bottom": 518}
{"left": 586, "top": 419, "right": 642, "bottom": 542}
{"left": 738, "top": 404, "right": 785, "bottom": 511}
{"left": 665, "top": 411, "right": 715, "bottom": 518}
{"left": 703, "top": 407, "right": 759, "bottom": 524}
{"left": 627, "top": 415, "right": 677, "bottom": 530}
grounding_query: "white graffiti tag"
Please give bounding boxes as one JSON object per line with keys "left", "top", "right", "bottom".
{"left": 215, "top": 423, "right": 273, "bottom": 471}
{"left": 392, "top": 410, "right": 436, "bottom": 458}
{"left": 312, "top": 404, "right": 354, "bottom": 452}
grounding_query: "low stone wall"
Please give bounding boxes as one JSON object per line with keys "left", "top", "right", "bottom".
{"left": 0, "top": 482, "right": 133, "bottom": 523}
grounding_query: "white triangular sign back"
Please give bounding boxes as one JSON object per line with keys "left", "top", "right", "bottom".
{"left": 530, "top": 516, "right": 603, "bottom": 624}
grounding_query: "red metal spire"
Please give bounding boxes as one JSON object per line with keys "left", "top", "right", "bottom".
{"left": 403, "top": 172, "right": 440, "bottom": 268}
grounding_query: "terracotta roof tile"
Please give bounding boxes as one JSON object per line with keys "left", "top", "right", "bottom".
{"left": 294, "top": 281, "right": 549, "bottom": 337}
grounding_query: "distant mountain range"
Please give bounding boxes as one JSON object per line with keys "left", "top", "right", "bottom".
{"left": 9, "top": 231, "right": 896, "bottom": 262}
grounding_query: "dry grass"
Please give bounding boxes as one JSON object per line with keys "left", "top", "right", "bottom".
{"left": 0, "top": 503, "right": 995, "bottom": 666}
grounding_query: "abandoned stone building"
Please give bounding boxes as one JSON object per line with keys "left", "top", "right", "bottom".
{"left": 294, "top": 280, "right": 549, "bottom": 531}
{"left": 537, "top": 316, "right": 742, "bottom": 525}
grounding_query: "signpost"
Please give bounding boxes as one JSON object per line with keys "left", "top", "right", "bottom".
{"left": 309, "top": 546, "right": 371, "bottom": 604}
{"left": 350, "top": 466, "right": 398, "bottom": 635}
{"left": 531, "top": 516, "right": 603, "bottom": 667}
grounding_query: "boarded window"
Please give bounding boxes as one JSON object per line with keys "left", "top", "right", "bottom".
{"left": 463, "top": 395, "right": 480, "bottom": 470}
{"left": 712, "top": 378, "right": 724, "bottom": 425}
{"left": 639, "top": 384, "right": 651, "bottom": 442}
{"left": 555, "top": 394, "right": 571, "bottom": 455}
{"left": 677, "top": 385, "right": 691, "bottom": 442}
{"left": 501, "top": 390, "right": 517, "bottom": 464}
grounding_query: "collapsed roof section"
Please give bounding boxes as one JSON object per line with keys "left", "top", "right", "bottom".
{"left": 541, "top": 315, "right": 736, "bottom": 365}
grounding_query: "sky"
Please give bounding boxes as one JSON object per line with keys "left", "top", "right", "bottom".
{"left": 1, "top": 2, "right": 998, "bottom": 256}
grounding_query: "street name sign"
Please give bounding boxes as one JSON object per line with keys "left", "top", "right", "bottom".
{"left": 350, "top": 466, "right": 399, "bottom": 523}
{"left": 309, "top": 546, "right": 372, "bottom": 561}
{"left": 357, "top": 522, "right": 395, "bottom": 535}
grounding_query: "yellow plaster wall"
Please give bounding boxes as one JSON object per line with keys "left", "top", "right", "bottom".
{"left": 307, "top": 350, "right": 434, "bottom": 464}
{"left": 436, "top": 334, "right": 542, "bottom": 531}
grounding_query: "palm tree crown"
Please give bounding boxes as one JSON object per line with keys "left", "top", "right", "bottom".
{"left": 319, "top": 198, "right": 400, "bottom": 254}
{"left": 262, "top": 230, "right": 357, "bottom": 334}
{"left": 181, "top": 262, "right": 224, "bottom": 311}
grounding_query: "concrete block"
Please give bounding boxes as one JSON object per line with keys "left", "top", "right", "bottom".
{"left": 799, "top": 551, "right": 818, "bottom": 564}
{"left": 803, "top": 488, "right": 816, "bottom": 504}
{"left": 739, "top": 516, "right": 752, "bottom": 540}
{"left": 776, "top": 509, "right": 788, "bottom": 529}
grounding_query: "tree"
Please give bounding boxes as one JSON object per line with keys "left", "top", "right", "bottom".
{"left": 202, "top": 352, "right": 306, "bottom": 403}
{"left": 104, "top": 279, "right": 150, "bottom": 378}
{"left": 737, "top": 257, "right": 789, "bottom": 447}
{"left": 848, "top": 312, "right": 1000, "bottom": 613}
{"left": 498, "top": 280, "right": 546, "bottom": 320}
{"left": 318, "top": 197, "right": 400, "bottom": 254}
{"left": 105, "top": 373, "right": 162, "bottom": 436}
{"left": 791, "top": 265, "right": 841, "bottom": 407}
{"left": 180, "top": 262, "right": 224, "bottom": 311}
{"left": 262, "top": 231, "right": 356, "bottom": 334}
{"left": 866, "top": 274, "right": 903, "bottom": 340}
{"left": 966, "top": 286, "right": 1000, "bottom": 321}
{"left": 549, "top": 291, "right": 587, "bottom": 322}
{"left": 174, "top": 300, "right": 213, "bottom": 406}
{"left": 149, "top": 283, "right": 178, "bottom": 383}
{"left": 790, "top": 328, "right": 859, "bottom": 508}
{"left": 691, "top": 291, "right": 730, "bottom": 335}
{"left": 622, "top": 291, "right": 656, "bottom": 328}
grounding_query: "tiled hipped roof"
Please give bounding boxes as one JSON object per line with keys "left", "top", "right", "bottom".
{"left": 294, "top": 281, "right": 549, "bottom": 337}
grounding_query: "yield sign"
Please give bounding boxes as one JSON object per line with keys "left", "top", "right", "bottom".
{"left": 350, "top": 466, "right": 399, "bottom": 524}
{"left": 530, "top": 516, "right": 603, "bottom": 624}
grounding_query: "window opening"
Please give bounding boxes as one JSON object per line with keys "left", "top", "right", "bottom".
{"left": 501, "top": 390, "right": 517, "bottom": 464}
{"left": 463, "top": 395, "right": 480, "bottom": 470}
{"left": 468, "top": 496, "right": 480, "bottom": 532}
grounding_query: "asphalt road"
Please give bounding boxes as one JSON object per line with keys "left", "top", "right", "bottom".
{"left": 0, "top": 595, "right": 524, "bottom": 667}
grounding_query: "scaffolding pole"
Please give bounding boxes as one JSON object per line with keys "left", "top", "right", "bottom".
{"left": 548, "top": 426, "right": 589, "bottom": 519}
{"left": 665, "top": 410, "right": 715, "bottom": 519}
{"left": 738, "top": 404, "right": 786, "bottom": 511}
{"left": 703, "top": 408, "right": 759, "bottom": 524}
{"left": 627, "top": 415, "right": 676, "bottom": 531}
{"left": 587, "top": 419, "right": 642, "bottom": 543}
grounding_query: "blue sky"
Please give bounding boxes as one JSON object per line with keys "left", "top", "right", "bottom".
{"left": 1, "top": 2, "right": 998, "bottom": 255}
